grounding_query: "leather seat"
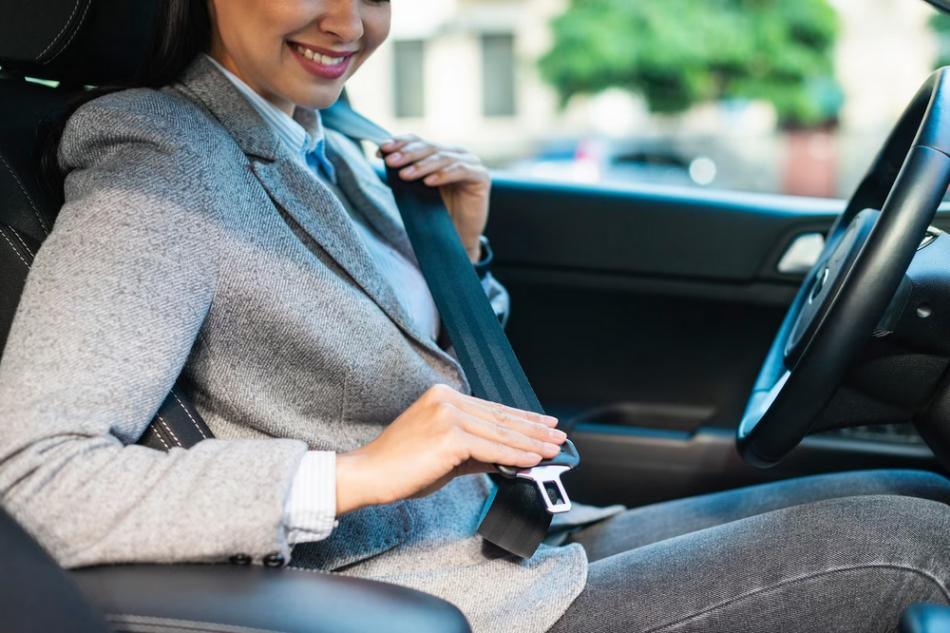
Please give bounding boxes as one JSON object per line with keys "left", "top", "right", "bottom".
{"left": 0, "top": 1, "right": 471, "bottom": 631}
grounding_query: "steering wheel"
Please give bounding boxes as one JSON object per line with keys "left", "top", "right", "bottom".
{"left": 737, "top": 68, "right": 950, "bottom": 467}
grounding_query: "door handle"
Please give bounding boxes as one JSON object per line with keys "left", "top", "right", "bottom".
{"left": 777, "top": 232, "right": 825, "bottom": 274}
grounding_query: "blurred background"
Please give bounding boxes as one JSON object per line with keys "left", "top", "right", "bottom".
{"left": 346, "top": 0, "right": 950, "bottom": 199}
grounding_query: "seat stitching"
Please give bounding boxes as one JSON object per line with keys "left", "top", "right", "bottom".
{"left": 0, "top": 229, "right": 30, "bottom": 269}
{"left": 156, "top": 414, "right": 184, "bottom": 448}
{"left": 172, "top": 391, "right": 209, "bottom": 439}
{"left": 635, "top": 563, "right": 950, "bottom": 633}
{"left": 105, "top": 613, "right": 287, "bottom": 633}
{"left": 149, "top": 425, "right": 171, "bottom": 451}
{"left": 41, "top": 0, "right": 92, "bottom": 65}
{"left": 34, "top": 0, "right": 82, "bottom": 61}
{"left": 0, "top": 151, "right": 50, "bottom": 235}
{"left": 43, "top": 0, "right": 93, "bottom": 65}
{"left": 9, "top": 227, "right": 35, "bottom": 255}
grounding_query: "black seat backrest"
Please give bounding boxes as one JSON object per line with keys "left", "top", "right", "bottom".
{"left": 0, "top": 79, "right": 64, "bottom": 346}
{"left": 0, "top": 0, "right": 212, "bottom": 451}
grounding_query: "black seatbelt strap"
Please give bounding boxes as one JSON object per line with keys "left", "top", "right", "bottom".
{"left": 321, "top": 102, "right": 580, "bottom": 558}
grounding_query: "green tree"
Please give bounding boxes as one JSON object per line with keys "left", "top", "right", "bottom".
{"left": 538, "top": 0, "right": 842, "bottom": 128}
{"left": 929, "top": 12, "right": 950, "bottom": 68}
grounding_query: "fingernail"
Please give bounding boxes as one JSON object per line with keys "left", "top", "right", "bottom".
{"left": 386, "top": 152, "right": 402, "bottom": 163}
{"left": 402, "top": 165, "right": 416, "bottom": 175}
{"left": 543, "top": 442, "right": 559, "bottom": 453}
{"left": 381, "top": 139, "right": 396, "bottom": 148}
{"left": 543, "top": 415, "right": 558, "bottom": 426}
{"left": 549, "top": 428, "right": 567, "bottom": 440}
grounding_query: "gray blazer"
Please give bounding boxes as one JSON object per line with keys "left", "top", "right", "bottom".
{"left": 0, "top": 53, "right": 620, "bottom": 633}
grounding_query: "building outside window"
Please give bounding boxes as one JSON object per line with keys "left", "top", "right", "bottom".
{"left": 348, "top": 0, "right": 944, "bottom": 200}
{"left": 481, "top": 33, "right": 516, "bottom": 117}
{"left": 393, "top": 39, "right": 425, "bottom": 118}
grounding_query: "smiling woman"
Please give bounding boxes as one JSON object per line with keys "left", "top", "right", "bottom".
{"left": 206, "top": 0, "right": 390, "bottom": 112}
{"left": 0, "top": 2, "right": 949, "bottom": 633}
{"left": 1, "top": 0, "right": 595, "bottom": 630}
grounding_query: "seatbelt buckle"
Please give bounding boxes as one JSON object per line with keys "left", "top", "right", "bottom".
{"left": 495, "top": 439, "right": 579, "bottom": 514}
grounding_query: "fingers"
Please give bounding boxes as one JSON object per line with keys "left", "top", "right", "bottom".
{"left": 461, "top": 390, "right": 560, "bottom": 428}
{"left": 386, "top": 145, "right": 439, "bottom": 169}
{"left": 426, "top": 397, "right": 544, "bottom": 468}
{"left": 376, "top": 134, "right": 433, "bottom": 164}
{"left": 397, "top": 150, "right": 455, "bottom": 180}
{"left": 451, "top": 397, "right": 566, "bottom": 449}
{"left": 398, "top": 152, "right": 488, "bottom": 184}
{"left": 379, "top": 134, "right": 416, "bottom": 153}
{"left": 421, "top": 384, "right": 566, "bottom": 469}
{"left": 456, "top": 408, "right": 562, "bottom": 459}
{"left": 379, "top": 134, "right": 466, "bottom": 155}
{"left": 460, "top": 430, "right": 545, "bottom": 469}
{"left": 422, "top": 162, "right": 490, "bottom": 187}
{"left": 378, "top": 137, "right": 480, "bottom": 170}
{"left": 423, "top": 383, "right": 560, "bottom": 428}
{"left": 374, "top": 134, "right": 489, "bottom": 195}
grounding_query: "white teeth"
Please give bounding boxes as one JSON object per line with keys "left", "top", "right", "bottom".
{"left": 294, "top": 44, "right": 345, "bottom": 65}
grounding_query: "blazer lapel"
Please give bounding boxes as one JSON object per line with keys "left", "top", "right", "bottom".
{"left": 252, "top": 157, "right": 439, "bottom": 347}
{"left": 172, "top": 54, "right": 447, "bottom": 357}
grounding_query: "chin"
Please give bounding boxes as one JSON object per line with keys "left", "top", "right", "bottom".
{"left": 293, "top": 88, "right": 344, "bottom": 111}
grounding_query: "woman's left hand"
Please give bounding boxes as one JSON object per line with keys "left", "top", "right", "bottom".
{"left": 378, "top": 135, "right": 490, "bottom": 263}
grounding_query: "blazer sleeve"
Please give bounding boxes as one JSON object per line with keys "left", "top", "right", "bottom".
{"left": 0, "top": 91, "right": 308, "bottom": 569}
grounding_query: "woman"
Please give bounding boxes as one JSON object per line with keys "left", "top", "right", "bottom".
{"left": 0, "top": 1, "right": 948, "bottom": 632}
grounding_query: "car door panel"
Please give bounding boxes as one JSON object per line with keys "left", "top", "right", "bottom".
{"left": 484, "top": 176, "right": 945, "bottom": 507}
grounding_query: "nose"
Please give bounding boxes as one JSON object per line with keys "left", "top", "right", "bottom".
{"left": 319, "top": 0, "right": 364, "bottom": 43}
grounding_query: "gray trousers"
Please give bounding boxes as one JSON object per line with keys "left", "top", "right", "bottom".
{"left": 546, "top": 469, "right": 950, "bottom": 633}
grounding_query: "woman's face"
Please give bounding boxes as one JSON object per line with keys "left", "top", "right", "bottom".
{"left": 208, "top": 0, "right": 391, "bottom": 114}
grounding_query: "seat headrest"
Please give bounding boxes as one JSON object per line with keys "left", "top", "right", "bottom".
{"left": 0, "top": 0, "right": 160, "bottom": 85}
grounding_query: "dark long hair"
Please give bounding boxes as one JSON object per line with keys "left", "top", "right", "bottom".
{"left": 137, "top": 0, "right": 212, "bottom": 89}
{"left": 40, "top": 0, "right": 212, "bottom": 198}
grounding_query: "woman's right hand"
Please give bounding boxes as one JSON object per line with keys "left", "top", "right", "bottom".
{"left": 335, "top": 383, "right": 567, "bottom": 514}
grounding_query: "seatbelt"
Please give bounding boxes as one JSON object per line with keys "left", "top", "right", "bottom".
{"left": 321, "top": 102, "right": 580, "bottom": 559}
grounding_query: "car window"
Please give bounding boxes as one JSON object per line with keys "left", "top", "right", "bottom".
{"left": 346, "top": 0, "right": 948, "bottom": 200}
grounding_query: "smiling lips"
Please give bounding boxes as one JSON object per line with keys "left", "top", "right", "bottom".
{"left": 288, "top": 41, "right": 355, "bottom": 79}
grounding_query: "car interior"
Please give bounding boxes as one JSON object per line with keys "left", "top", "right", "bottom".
{"left": 1, "top": 1, "right": 950, "bottom": 632}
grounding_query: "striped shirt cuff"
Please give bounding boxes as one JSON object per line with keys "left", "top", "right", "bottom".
{"left": 284, "top": 451, "right": 338, "bottom": 545}
{"left": 481, "top": 271, "right": 511, "bottom": 328}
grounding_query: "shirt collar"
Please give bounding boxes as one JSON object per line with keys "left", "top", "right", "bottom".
{"left": 203, "top": 53, "right": 323, "bottom": 157}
